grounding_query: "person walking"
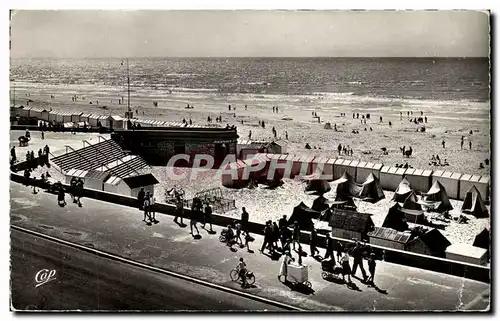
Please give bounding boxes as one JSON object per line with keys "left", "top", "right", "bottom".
{"left": 324, "top": 233, "right": 335, "bottom": 264}
{"left": 10, "top": 146, "right": 16, "bottom": 164}
{"left": 241, "top": 207, "right": 249, "bottom": 233}
{"left": 202, "top": 202, "right": 214, "bottom": 232}
{"left": 137, "top": 187, "right": 145, "bottom": 211}
{"left": 309, "top": 228, "right": 320, "bottom": 257}
{"left": 189, "top": 206, "right": 200, "bottom": 237}
{"left": 149, "top": 193, "right": 158, "bottom": 224}
{"left": 174, "top": 196, "right": 184, "bottom": 225}
{"left": 272, "top": 221, "right": 281, "bottom": 251}
{"left": 260, "top": 222, "right": 274, "bottom": 254}
{"left": 292, "top": 222, "right": 301, "bottom": 251}
{"left": 234, "top": 220, "right": 244, "bottom": 246}
{"left": 367, "top": 252, "right": 377, "bottom": 285}
{"left": 335, "top": 240, "right": 344, "bottom": 262}
{"left": 461, "top": 136, "right": 465, "bottom": 150}
{"left": 442, "top": 140, "right": 446, "bottom": 149}
{"left": 143, "top": 192, "right": 152, "bottom": 224}
{"left": 340, "top": 251, "right": 352, "bottom": 283}
{"left": 279, "top": 251, "right": 294, "bottom": 283}
{"left": 244, "top": 231, "right": 254, "bottom": 252}
{"left": 469, "top": 140, "right": 472, "bottom": 150}
{"left": 351, "top": 241, "right": 368, "bottom": 281}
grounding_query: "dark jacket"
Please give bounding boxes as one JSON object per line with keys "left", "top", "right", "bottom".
{"left": 241, "top": 211, "right": 249, "bottom": 224}
{"left": 326, "top": 237, "right": 334, "bottom": 252}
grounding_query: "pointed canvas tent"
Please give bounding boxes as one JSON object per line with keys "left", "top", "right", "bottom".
{"left": 324, "top": 122, "right": 332, "bottom": 129}
{"left": 312, "top": 195, "right": 333, "bottom": 212}
{"left": 419, "top": 181, "right": 453, "bottom": 213}
{"left": 303, "top": 171, "right": 331, "bottom": 194}
{"left": 473, "top": 228, "right": 490, "bottom": 261}
{"left": 359, "top": 173, "right": 385, "bottom": 203}
{"left": 382, "top": 203, "right": 410, "bottom": 232}
{"left": 392, "top": 177, "right": 413, "bottom": 202}
{"left": 287, "top": 202, "right": 320, "bottom": 231}
{"left": 461, "top": 186, "right": 488, "bottom": 218}
{"left": 402, "top": 191, "right": 423, "bottom": 211}
{"left": 333, "top": 171, "right": 362, "bottom": 199}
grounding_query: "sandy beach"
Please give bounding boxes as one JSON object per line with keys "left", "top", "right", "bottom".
{"left": 13, "top": 84, "right": 490, "bottom": 177}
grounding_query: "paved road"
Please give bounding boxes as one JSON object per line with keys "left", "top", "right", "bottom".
{"left": 10, "top": 181, "right": 490, "bottom": 311}
{"left": 10, "top": 229, "right": 282, "bottom": 311}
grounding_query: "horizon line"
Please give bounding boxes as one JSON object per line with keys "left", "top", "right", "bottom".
{"left": 11, "top": 56, "right": 489, "bottom": 59}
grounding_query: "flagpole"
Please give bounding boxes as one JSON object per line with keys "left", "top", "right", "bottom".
{"left": 127, "top": 58, "right": 131, "bottom": 118}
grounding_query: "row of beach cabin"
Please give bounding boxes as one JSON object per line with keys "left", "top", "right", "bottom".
{"left": 223, "top": 153, "right": 490, "bottom": 202}
{"left": 12, "top": 105, "right": 216, "bottom": 129}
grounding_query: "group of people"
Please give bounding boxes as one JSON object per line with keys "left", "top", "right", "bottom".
{"left": 69, "top": 177, "right": 84, "bottom": 207}
{"left": 337, "top": 144, "right": 353, "bottom": 156}
{"left": 429, "top": 155, "right": 449, "bottom": 167}
{"left": 137, "top": 188, "right": 159, "bottom": 225}
{"left": 272, "top": 106, "right": 280, "bottom": 113}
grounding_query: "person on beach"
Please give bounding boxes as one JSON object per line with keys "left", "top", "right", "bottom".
{"left": 260, "top": 221, "right": 274, "bottom": 255}
{"left": 245, "top": 105, "right": 247, "bottom": 110}
{"left": 273, "top": 106, "right": 275, "bottom": 113}
{"left": 338, "top": 144, "right": 342, "bottom": 155}
{"left": 442, "top": 140, "right": 446, "bottom": 149}
{"left": 352, "top": 113, "right": 355, "bottom": 119}
{"left": 461, "top": 136, "right": 465, "bottom": 149}
{"left": 469, "top": 140, "right": 472, "bottom": 150}
{"left": 425, "top": 116, "right": 428, "bottom": 123}
{"left": 351, "top": 241, "right": 368, "bottom": 281}
{"left": 248, "top": 130, "right": 252, "bottom": 139}
{"left": 234, "top": 220, "right": 244, "bottom": 246}
{"left": 228, "top": 105, "right": 231, "bottom": 111}
{"left": 244, "top": 231, "right": 253, "bottom": 252}
{"left": 276, "top": 106, "right": 279, "bottom": 113}
{"left": 285, "top": 131, "right": 288, "bottom": 140}
{"left": 41, "top": 131, "right": 44, "bottom": 140}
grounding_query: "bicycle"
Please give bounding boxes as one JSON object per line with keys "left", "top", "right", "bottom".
{"left": 229, "top": 268, "right": 256, "bottom": 285}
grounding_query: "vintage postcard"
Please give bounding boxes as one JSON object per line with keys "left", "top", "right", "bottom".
{"left": 9, "top": 9, "right": 491, "bottom": 312}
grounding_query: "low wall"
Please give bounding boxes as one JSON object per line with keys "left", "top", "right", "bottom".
{"left": 10, "top": 173, "right": 489, "bottom": 284}
{"left": 11, "top": 155, "right": 50, "bottom": 173}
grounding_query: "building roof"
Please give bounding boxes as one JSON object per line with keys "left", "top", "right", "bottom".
{"left": 418, "top": 228, "right": 451, "bottom": 254}
{"left": 66, "top": 168, "right": 88, "bottom": 178}
{"left": 329, "top": 209, "right": 374, "bottom": 233}
{"left": 446, "top": 243, "right": 487, "bottom": 259}
{"left": 122, "top": 173, "right": 159, "bottom": 189}
{"left": 269, "top": 139, "right": 288, "bottom": 147}
{"left": 85, "top": 170, "right": 111, "bottom": 181}
{"left": 105, "top": 176, "right": 122, "bottom": 186}
{"left": 368, "top": 226, "right": 413, "bottom": 244}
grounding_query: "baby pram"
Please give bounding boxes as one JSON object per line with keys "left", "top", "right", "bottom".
{"left": 321, "top": 258, "right": 343, "bottom": 280}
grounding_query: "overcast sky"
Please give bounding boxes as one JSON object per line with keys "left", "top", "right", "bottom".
{"left": 10, "top": 10, "right": 489, "bottom": 58}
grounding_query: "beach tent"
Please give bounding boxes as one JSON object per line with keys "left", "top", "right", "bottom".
{"left": 404, "top": 168, "right": 432, "bottom": 193}
{"left": 473, "top": 228, "right": 490, "bottom": 261}
{"left": 379, "top": 166, "right": 406, "bottom": 191}
{"left": 355, "top": 161, "right": 383, "bottom": 184}
{"left": 461, "top": 186, "right": 488, "bottom": 218}
{"left": 324, "top": 122, "right": 332, "bottom": 129}
{"left": 333, "top": 171, "right": 362, "bottom": 200}
{"left": 419, "top": 181, "right": 453, "bottom": 213}
{"left": 432, "top": 170, "right": 462, "bottom": 200}
{"left": 303, "top": 171, "right": 331, "bottom": 194}
{"left": 312, "top": 195, "right": 333, "bottom": 212}
{"left": 382, "top": 204, "right": 410, "bottom": 232}
{"left": 402, "top": 191, "right": 423, "bottom": 211}
{"left": 358, "top": 173, "right": 385, "bottom": 203}
{"left": 460, "top": 174, "right": 490, "bottom": 203}
{"left": 392, "top": 177, "right": 413, "bottom": 202}
{"left": 242, "top": 153, "right": 270, "bottom": 181}
{"left": 287, "top": 202, "right": 320, "bottom": 231}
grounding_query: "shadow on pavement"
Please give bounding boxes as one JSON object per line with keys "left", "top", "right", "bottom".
{"left": 174, "top": 221, "right": 187, "bottom": 228}
{"left": 281, "top": 280, "right": 315, "bottom": 295}
{"left": 346, "top": 281, "right": 362, "bottom": 292}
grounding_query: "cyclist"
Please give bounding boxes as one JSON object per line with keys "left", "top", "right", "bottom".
{"left": 236, "top": 257, "right": 247, "bottom": 287}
